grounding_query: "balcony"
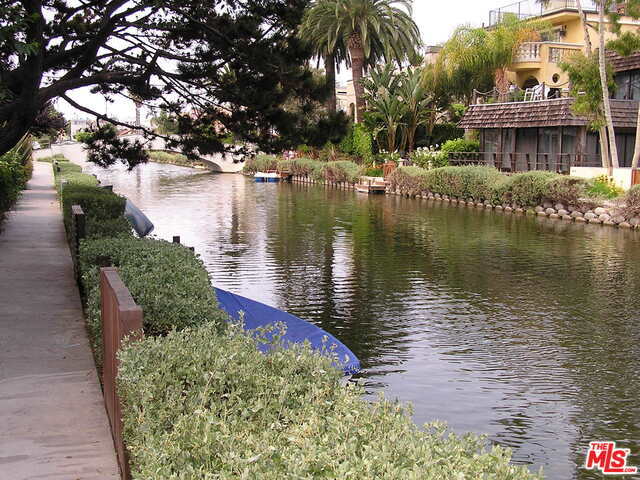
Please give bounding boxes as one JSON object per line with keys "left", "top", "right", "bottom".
{"left": 512, "top": 41, "right": 582, "bottom": 69}
{"left": 489, "top": 0, "right": 598, "bottom": 27}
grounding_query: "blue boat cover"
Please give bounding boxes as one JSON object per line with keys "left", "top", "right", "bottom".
{"left": 214, "top": 287, "right": 360, "bottom": 375}
{"left": 124, "top": 200, "right": 154, "bottom": 237}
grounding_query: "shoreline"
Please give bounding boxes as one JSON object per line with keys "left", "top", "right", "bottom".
{"left": 285, "top": 174, "right": 640, "bottom": 232}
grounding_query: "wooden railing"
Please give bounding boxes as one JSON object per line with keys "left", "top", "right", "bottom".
{"left": 100, "top": 267, "right": 144, "bottom": 480}
{"left": 447, "top": 152, "right": 602, "bottom": 173}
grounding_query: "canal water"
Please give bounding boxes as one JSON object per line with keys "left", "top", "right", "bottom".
{"left": 83, "top": 161, "right": 640, "bottom": 479}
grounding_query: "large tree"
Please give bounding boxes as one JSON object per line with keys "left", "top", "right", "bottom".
{"left": 0, "top": 0, "right": 341, "bottom": 166}
{"left": 304, "top": 0, "right": 420, "bottom": 123}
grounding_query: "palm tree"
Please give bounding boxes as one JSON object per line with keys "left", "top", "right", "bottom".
{"left": 440, "top": 17, "right": 544, "bottom": 103}
{"left": 299, "top": 2, "right": 349, "bottom": 114}
{"left": 306, "top": 0, "right": 420, "bottom": 123}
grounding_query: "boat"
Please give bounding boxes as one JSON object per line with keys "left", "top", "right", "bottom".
{"left": 214, "top": 287, "right": 361, "bottom": 375}
{"left": 254, "top": 171, "right": 281, "bottom": 182}
{"left": 124, "top": 199, "right": 154, "bottom": 237}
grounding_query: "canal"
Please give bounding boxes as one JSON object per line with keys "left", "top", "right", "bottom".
{"left": 84, "top": 160, "right": 640, "bottom": 479}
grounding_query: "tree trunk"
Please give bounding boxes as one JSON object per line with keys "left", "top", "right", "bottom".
{"left": 577, "top": 0, "right": 593, "bottom": 55}
{"left": 598, "top": 1, "right": 619, "bottom": 168}
{"left": 599, "top": 126, "right": 610, "bottom": 168}
{"left": 324, "top": 52, "right": 336, "bottom": 114}
{"left": 495, "top": 68, "right": 509, "bottom": 103}
{"left": 348, "top": 34, "right": 366, "bottom": 123}
{"left": 407, "top": 121, "right": 417, "bottom": 154}
{"left": 632, "top": 108, "right": 640, "bottom": 168}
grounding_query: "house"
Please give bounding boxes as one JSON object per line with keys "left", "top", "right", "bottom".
{"left": 336, "top": 80, "right": 356, "bottom": 120}
{"left": 457, "top": 1, "right": 640, "bottom": 187}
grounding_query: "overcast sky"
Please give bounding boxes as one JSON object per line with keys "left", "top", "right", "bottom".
{"left": 58, "top": 0, "right": 512, "bottom": 121}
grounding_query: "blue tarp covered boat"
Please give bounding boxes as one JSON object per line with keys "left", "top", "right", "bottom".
{"left": 214, "top": 287, "right": 360, "bottom": 375}
{"left": 124, "top": 199, "right": 154, "bottom": 237}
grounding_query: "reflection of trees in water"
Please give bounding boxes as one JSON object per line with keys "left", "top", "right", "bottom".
{"left": 263, "top": 186, "right": 640, "bottom": 478}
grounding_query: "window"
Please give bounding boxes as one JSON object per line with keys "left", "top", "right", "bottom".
{"left": 613, "top": 70, "right": 640, "bottom": 100}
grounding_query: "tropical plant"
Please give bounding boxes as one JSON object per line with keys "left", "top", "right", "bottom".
{"left": 438, "top": 16, "right": 545, "bottom": 103}
{"left": 363, "top": 64, "right": 405, "bottom": 152}
{"left": 399, "top": 67, "right": 432, "bottom": 153}
{"left": 310, "top": 0, "right": 421, "bottom": 122}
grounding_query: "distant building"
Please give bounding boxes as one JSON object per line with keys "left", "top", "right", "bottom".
{"left": 336, "top": 80, "right": 357, "bottom": 120}
{"left": 423, "top": 45, "right": 442, "bottom": 65}
{"left": 456, "top": 0, "right": 640, "bottom": 186}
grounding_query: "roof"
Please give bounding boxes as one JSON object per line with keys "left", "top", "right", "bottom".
{"left": 459, "top": 98, "right": 639, "bottom": 129}
{"left": 606, "top": 50, "right": 640, "bottom": 73}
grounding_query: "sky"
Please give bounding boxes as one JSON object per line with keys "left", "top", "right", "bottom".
{"left": 58, "top": 0, "right": 510, "bottom": 121}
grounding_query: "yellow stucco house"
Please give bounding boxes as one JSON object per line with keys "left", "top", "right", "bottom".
{"left": 458, "top": 0, "right": 640, "bottom": 184}
{"left": 499, "top": 0, "right": 640, "bottom": 92}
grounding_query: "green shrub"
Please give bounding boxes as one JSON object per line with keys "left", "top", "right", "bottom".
{"left": 79, "top": 237, "right": 227, "bottom": 367}
{"left": 440, "top": 138, "right": 480, "bottom": 155}
{"left": 118, "top": 322, "right": 541, "bottom": 480}
{"left": 339, "top": 123, "right": 355, "bottom": 154}
{"left": 545, "top": 176, "right": 588, "bottom": 206}
{"left": 410, "top": 147, "right": 448, "bottom": 170}
{"left": 624, "top": 185, "right": 640, "bottom": 217}
{"left": 363, "top": 167, "right": 383, "bottom": 177}
{"left": 352, "top": 123, "right": 374, "bottom": 163}
{"left": 387, "top": 166, "right": 431, "bottom": 196}
{"left": 319, "top": 161, "right": 362, "bottom": 184}
{"left": 86, "top": 216, "right": 132, "bottom": 239}
{"left": 585, "top": 175, "right": 625, "bottom": 199}
{"left": 0, "top": 150, "right": 30, "bottom": 213}
{"left": 504, "top": 171, "right": 557, "bottom": 207}
{"left": 243, "top": 155, "right": 279, "bottom": 174}
{"left": 287, "top": 157, "right": 324, "bottom": 177}
{"left": 425, "top": 166, "right": 502, "bottom": 201}
{"left": 37, "top": 153, "right": 68, "bottom": 163}
{"left": 60, "top": 183, "right": 126, "bottom": 233}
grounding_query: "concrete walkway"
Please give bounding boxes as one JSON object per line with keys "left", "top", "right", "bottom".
{"left": 0, "top": 161, "right": 120, "bottom": 479}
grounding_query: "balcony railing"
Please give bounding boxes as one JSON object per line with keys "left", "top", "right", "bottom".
{"left": 489, "top": 0, "right": 598, "bottom": 27}
{"left": 515, "top": 42, "right": 542, "bottom": 62}
{"left": 447, "top": 152, "right": 602, "bottom": 174}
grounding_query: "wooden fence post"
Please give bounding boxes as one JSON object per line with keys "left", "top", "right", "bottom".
{"left": 100, "top": 267, "right": 144, "bottom": 480}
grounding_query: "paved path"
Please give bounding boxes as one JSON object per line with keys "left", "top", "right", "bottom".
{"left": 0, "top": 161, "right": 120, "bottom": 479}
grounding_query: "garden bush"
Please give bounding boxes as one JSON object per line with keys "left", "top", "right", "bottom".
{"left": 440, "top": 138, "right": 480, "bottom": 155}
{"left": 37, "top": 153, "right": 68, "bottom": 163}
{"left": 0, "top": 150, "right": 31, "bottom": 214}
{"left": 387, "top": 166, "right": 431, "bottom": 196}
{"left": 60, "top": 183, "right": 127, "bottom": 235}
{"left": 426, "top": 166, "right": 502, "bottom": 201}
{"left": 410, "top": 146, "right": 448, "bottom": 170}
{"left": 624, "top": 185, "right": 640, "bottom": 217}
{"left": 118, "top": 322, "right": 541, "bottom": 480}
{"left": 148, "top": 150, "right": 198, "bottom": 168}
{"left": 288, "top": 158, "right": 324, "bottom": 176}
{"left": 79, "top": 237, "right": 227, "bottom": 367}
{"left": 242, "top": 155, "right": 279, "bottom": 174}
{"left": 503, "top": 171, "right": 557, "bottom": 207}
{"left": 319, "top": 161, "right": 362, "bottom": 184}
{"left": 544, "top": 176, "right": 588, "bottom": 206}
{"left": 585, "top": 175, "right": 624, "bottom": 199}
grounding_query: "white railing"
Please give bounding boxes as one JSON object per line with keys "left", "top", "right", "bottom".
{"left": 515, "top": 43, "right": 541, "bottom": 62}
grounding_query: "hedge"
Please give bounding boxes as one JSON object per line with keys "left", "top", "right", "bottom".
{"left": 118, "top": 322, "right": 542, "bottom": 480}
{"left": 318, "top": 160, "right": 362, "bottom": 184}
{"left": 53, "top": 159, "right": 132, "bottom": 239}
{"left": 242, "top": 154, "right": 279, "bottom": 174}
{"left": 78, "top": 237, "right": 227, "bottom": 367}
{"left": 624, "top": 185, "right": 640, "bottom": 217}
{"left": 0, "top": 149, "right": 31, "bottom": 214}
{"left": 389, "top": 165, "right": 598, "bottom": 208}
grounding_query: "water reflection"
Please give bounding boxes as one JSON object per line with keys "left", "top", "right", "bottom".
{"left": 84, "top": 161, "right": 640, "bottom": 480}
